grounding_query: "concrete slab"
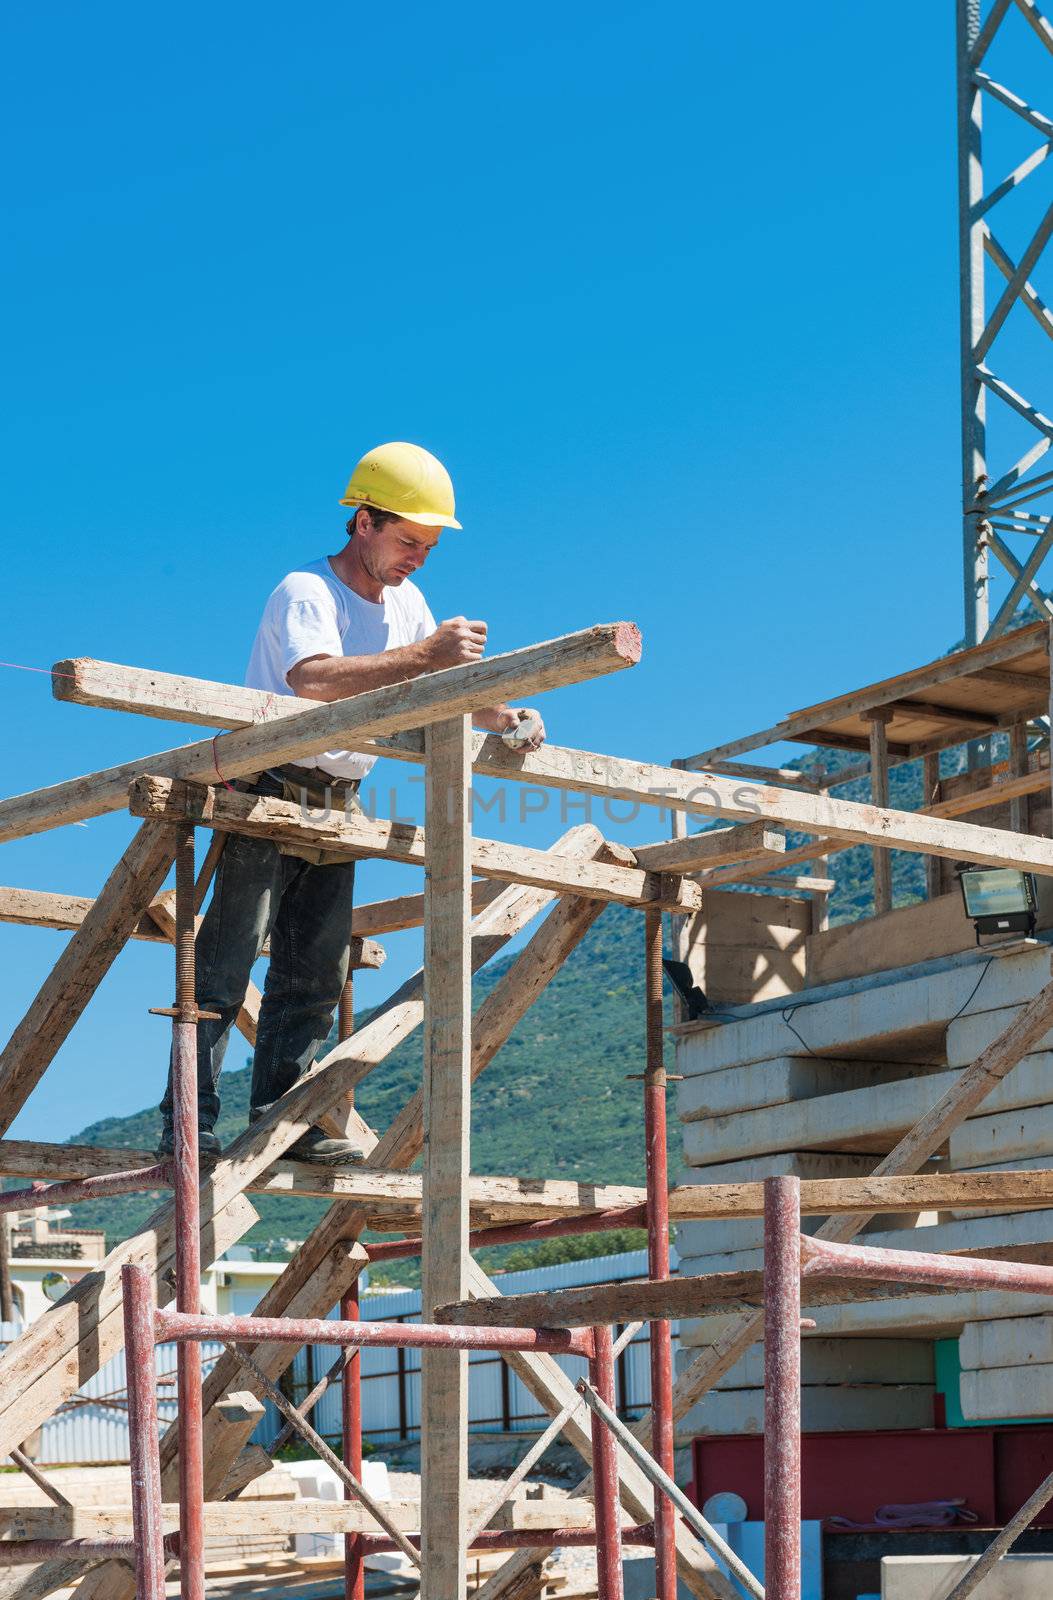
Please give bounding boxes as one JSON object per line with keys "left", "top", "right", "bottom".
{"left": 683, "top": 1070, "right": 968, "bottom": 1163}
{"left": 881, "top": 1552, "right": 1053, "bottom": 1598}
{"left": 950, "top": 1102, "right": 1053, "bottom": 1167}
{"left": 678, "top": 1382, "right": 935, "bottom": 1439}
{"left": 677, "top": 1285, "right": 1053, "bottom": 1347}
{"left": 676, "top": 944, "right": 1050, "bottom": 1078}
{"left": 678, "top": 1055, "right": 924, "bottom": 1123}
{"left": 676, "top": 1337, "right": 934, "bottom": 1389}
{"left": 679, "top": 1150, "right": 880, "bottom": 1183}
{"left": 960, "top": 1312, "right": 1053, "bottom": 1370}
{"left": 961, "top": 1361, "right": 1053, "bottom": 1419}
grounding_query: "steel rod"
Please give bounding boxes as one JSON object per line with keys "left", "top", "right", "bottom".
{"left": 801, "top": 1233, "right": 1053, "bottom": 1295}
{"left": 122, "top": 1263, "right": 167, "bottom": 1600}
{"left": 590, "top": 1325, "right": 624, "bottom": 1600}
{"left": 576, "top": 1378, "right": 765, "bottom": 1600}
{"left": 0, "top": 1538, "right": 140, "bottom": 1564}
{"left": 466, "top": 1321, "right": 643, "bottom": 1548}
{"left": 171, "top": 823, "right": 205, "bottom": 1600}
{"left": 365, "top": 1202, "right": 648, "bottom": 1264}
{"left": 764, "top": 1175, "right": 802, "bottom": 1600}
{"left": 158, "top": 1307, "right": 595, "bottom": 1357}
{"left": 341, "top": 1284, "right": 365, "bottom": 1600}
{"left": 943, "top": 1460, "right": 1053, "bottom": 1598}
{"left": 0, "top": 1164, "right": 171, "bottom": 1216}
{"left": 9, "top": 1445, "right": 73, "bottom": 1508}
{"left": 644, "top": 907, "right": 677, "bottom": 1600}
{"left": 222, "top": 1341, "right": 422, "bottom": 1568}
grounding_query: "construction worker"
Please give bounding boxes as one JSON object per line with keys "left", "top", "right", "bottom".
{"left": 157, "top": 441, "right": 546, "bottom": 1165}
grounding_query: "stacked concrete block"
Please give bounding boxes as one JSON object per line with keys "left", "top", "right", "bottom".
{"left": 674, "top": 942, "right": 1053, "bottom": 1443}
{"left": 959, "top": 1312, "right": 1053, "bottom": 1421}
{"left": 881, "top": 1554, "right": 1053, "bottom": 1598}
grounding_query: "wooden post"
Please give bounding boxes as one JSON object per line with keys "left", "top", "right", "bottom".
{"left": 1010, "top": 721, "right": 1030, "bottom": 835}
{"left": 923, "top": 752, "right": 942, "bottom": 900}
{"left": 809, "top": 761, "right": 830, "bottom": 934}
{"left": 866, "top": 710, "right": 893, "bottom": 915}
{"left": 420, "top": 716, "right": 473, "bottom": 1600}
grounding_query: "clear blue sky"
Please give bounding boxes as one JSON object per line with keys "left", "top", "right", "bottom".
{"left": 1, "top": 3, "right": 1049, "bottom": 1141}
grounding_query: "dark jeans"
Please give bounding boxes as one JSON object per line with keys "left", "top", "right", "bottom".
{"left": 159, "top": 772, "right": 357, "bottom": 1136}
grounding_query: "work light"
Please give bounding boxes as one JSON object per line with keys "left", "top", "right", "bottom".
{"left": 957, "top": 866, "right": 1037, "bottom": 944}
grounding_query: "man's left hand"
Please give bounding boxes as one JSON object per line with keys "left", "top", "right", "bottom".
{"left": 476, "top": 705, "right": 547, "bottom": 751}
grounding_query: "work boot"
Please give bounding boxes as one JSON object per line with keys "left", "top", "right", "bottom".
{"left": 154, "top": 1127, "right": 222, "bottom": 1166}
{"left": 282, "top": 1125, "right": 366, "bottom": 1166}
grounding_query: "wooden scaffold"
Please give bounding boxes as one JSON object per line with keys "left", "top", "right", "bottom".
{"left": 3, "top": 623, "right": 1053, "bottom": 1597}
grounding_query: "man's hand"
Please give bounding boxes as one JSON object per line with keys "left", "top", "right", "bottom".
{"left": 424, "top": 616, "right": 488, "bottom": 669}
{"left": 473, "top": 705, "right": 547, "bottom": 751}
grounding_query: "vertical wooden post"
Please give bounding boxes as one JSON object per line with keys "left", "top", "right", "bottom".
{"left": 923, "top": 752, "right": 942, "bottom": 901}
{"left": 866, "top": 710, "right": 892, "bottom": 916}
{"left": 1010, "top": 721, "right": 1030, "bottom": 836}
{"left": 809, "top": 761, "right": 830, "bottom": 935}
{"left": 666, "top": 779, "right": 689, "bottom": 1025}
{"left": 0, "top": 1212, "right": 12, "bottom": 1327}
{"left": 421, "top": 716, "right": 472, "bottom": 1600}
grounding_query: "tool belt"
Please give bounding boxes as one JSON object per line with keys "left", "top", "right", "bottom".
{"left": 262, "top": 763, "right": 363, "bottom": 867}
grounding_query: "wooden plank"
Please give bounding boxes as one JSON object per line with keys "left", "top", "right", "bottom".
{"left": 0, "top": 1140, "right": 646, "bottom": 1221}
{"left": 4, "top": 625, "right": 641, "bottom": 844}
{"left": 0, "top": 823, "right": 176, "bottom": 1138}
{"left": 676, "top": 621, "right": 1049, "bottom": 767}
{"left": 867, "top": 710, "right": 892, "bottom": 915}
{"left": 129, "top": 776, "right": 702, "bottom": 912}
{"left": 420, "top": 717, "right": 472, "bottom": 1600}
{"left": 630, "top": 821, "right": 785, "bottom": 872}
{"left": 0, "top": 1495, "right": 608, "bottom": 1540}
{"left": 0, "top": 877, "right": 445, "bottom": 945}
{"left": 42, "top": 656, "right": 1053, "bottom": 874}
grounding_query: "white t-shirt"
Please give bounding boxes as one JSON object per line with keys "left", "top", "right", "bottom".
{"left": 245, "top": 556, "right": 437, "bottom": 780}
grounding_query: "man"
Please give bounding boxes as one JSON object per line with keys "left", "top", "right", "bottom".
{"left": 157, "top": 441, "right": 546, "bottom": 1165}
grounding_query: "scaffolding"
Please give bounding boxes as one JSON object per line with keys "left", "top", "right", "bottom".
{"left": 0, "top": 630, "right": 1052, "bottom": 1597}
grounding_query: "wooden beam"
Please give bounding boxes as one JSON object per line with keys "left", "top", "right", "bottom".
{"left": 0, "top": 823, "right": 176, "bottom": 1139}
{"left": 630, "top": 821, "right": 784, "bottom": 872}
{"left": 420, "top": 717, "right": 472, "bottom": 1600}
{"left": 676, "top": 621, "right": 1049, "bottom": 767}
{"left": 37, "top": 834, "right": 606, "bottom": 1600}
{"left": 0, "top": 1494, "right": 609, "bottom": 1540}
{"left": 42, "top": 655, "right": 1053, "bottom": 874}
{"left": 866, "top": 709, "right": 892, "bottom": 915}
{"left": 699, "top": 763, "right": 1052, "bottom": 889}
{"left": 7, "top": 625, "right": 640, "bottom": 842}
{"left": 129, "top": 776, "right": 702, "bottom": 912}
{"left": 0, "top": 877, "right": 441, "bottom": 945}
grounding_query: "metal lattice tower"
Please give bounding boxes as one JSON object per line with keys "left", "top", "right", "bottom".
{"left": 958, "top": 0, "right": 1053, "bottom": 643}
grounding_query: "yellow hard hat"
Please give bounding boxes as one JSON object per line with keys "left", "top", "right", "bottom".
{"left": 339, "top": 441, "right": 462, "bottom": 530}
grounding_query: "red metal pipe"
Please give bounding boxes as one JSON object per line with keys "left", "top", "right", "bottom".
{"left": 0, "top": 1164, "right": 171, "bottom": 1216}
{"left": 172, "top": 825, "right": 205, "bottom": 1600}
{"left": 0, "top": 1538, "right": 144, "bottom": 1564}
{"left": 644, "top": 907, "right": 677, "bottom": 1600}
{"left": 341, "top": 1286, "right": 365, "bottom": 1600}
{"left": 802, "top": 1233, "right": 1053, "bottom": 1296}
{"left": 155, "top": 1308, "right": 596, "bottom": 1359}
{"left": 366, "top": 1202, "right": 648, "bottom": 1264}
{"left": 764, "top": 1175, "right": 802, "bottom": 1600}
{"left": 122, "top": 1263, "right": 167, "bottom": 1600}
{"left": 590, "top": 1324, "right": 625, "bottom": 1600}
{"left": 358, "top": 1525, "right": 657, "bottom": 1554}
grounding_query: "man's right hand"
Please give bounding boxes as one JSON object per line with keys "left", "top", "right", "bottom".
{"left": 425, "top": 616, "right": 488, "bottom": 668}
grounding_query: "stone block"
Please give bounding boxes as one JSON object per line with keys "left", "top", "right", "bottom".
{"left": 950, "top": 1102, "right": 1053, "bottom": 1168}
{"left": 678, "top": 1055, "right": 923, "bottom": 1122}
{"left": 678, "top": 1382, "right": 934, "bottom": 1439}
{"left": 961, "top": 1362, "right": 1053, "bottom": 1420}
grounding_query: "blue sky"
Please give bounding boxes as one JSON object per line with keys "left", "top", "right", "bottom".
{"left": 2, "top": 2, "right": 1050, "bottom": 1140}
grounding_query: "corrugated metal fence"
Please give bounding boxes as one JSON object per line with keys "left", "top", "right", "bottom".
{"left": 6, "top": 1249, "right": 676, "bottom": 1462}
{"left": 259, "top": 1248, "right": 679, "bottom": 1450}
